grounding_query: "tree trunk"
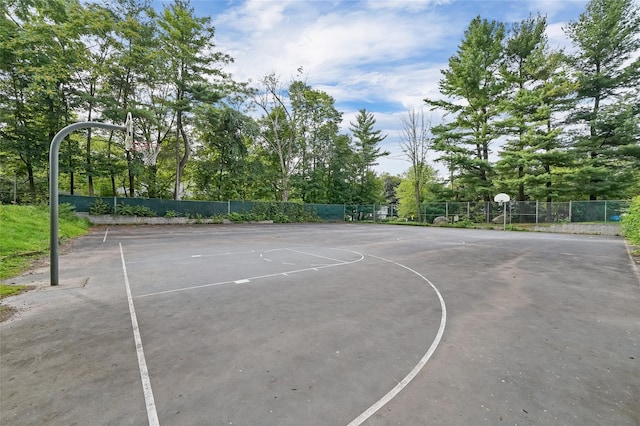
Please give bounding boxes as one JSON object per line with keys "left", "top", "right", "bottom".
{"left": 27, "top": 162, "right": 36, "bottom": 203}
{"left": 174, "top": 110, "right": 189, "bottom": 200}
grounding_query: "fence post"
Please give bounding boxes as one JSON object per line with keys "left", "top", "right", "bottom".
{"left": 604, "top": 200, "right": 607, "bottom": 222}
{"left": 467, "top": 202, "right": 470, "bottom": 220}
{"left": 536, "top": 201, "right": 539, "bottom": 224}
{"left": 569, "top": 200, "right": 572, "bottom": 223}
{"left": 445, "top": 202, "right": 449, "bottom": 221}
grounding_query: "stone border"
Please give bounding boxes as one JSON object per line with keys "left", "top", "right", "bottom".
{"left": 76, "top": 213, "right": 273, "bottom": 225}
{"left": 533, "top": 223, "right": 621, "bottom": 236}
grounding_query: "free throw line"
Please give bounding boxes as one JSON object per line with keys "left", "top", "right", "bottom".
{"left": 136, "top": 249, "right": 365, "bottom": 298}
{"left": 120, "top": 243, "right": 160, "bottom": 426}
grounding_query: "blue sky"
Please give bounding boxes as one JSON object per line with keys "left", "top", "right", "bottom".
{"left": 158, "top": 0, "right": 593, "bottom": 176}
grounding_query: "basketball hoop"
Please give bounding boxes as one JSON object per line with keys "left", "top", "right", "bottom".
{"left": 132, "top": 140, "right": 161, "bottom": 166}
{"left": 494, "top": 193, "right": 511, "bottom": 230}
{"left": 124, "top": 112, "right": 134, "bottom": 151}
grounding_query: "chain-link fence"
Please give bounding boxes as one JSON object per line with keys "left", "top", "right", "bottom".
{"left": 419, "top": 200, "right": 630, "bottom": 224}
{"left": 43, "top": 196, "right": 633, "bottom": 224}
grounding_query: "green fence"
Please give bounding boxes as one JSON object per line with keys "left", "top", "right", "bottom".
{"left": 58, "top": 195, "right": 630, "bottom": 224}
{"left": 59, "top": 195, "right": 348, "bottom": 222}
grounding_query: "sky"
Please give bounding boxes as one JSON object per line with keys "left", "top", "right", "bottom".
{"left": 156, "top": 0, "right": 593, "bottom": 177}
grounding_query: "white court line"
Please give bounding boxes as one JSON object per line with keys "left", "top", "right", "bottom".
{"left": 119, "top": 243, "right": 160, "bottom": 426}
{"left": 136, "top": 249, "right": 365, "bottom": 298}
{"left": 127, "top": 250, "right": 256, "bottom": 265}
{"left": 347, "top": 254, "right": 447, "bottom": 426}
{"left": 103, "top": 228, "right": 109, "bottom": 243}
{"left": 286, "top": 248, "right": 351, "bottom": 264}
{"left": 624, "top": 240, "right": 640, "bottom": 284}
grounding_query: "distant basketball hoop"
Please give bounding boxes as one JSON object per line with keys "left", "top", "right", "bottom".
{"left": 494, "top": 193, "right": 510, "bottom": 230}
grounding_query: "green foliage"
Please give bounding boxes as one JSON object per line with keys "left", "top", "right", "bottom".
{"left": 209, "top": 214, "right": 225, "bottom": 224}
{"left": 115, "top": 203, "right": 156, "bottom": 217}
{"left": 349, "top": 109, "right": 389, "bottom": 204}
{"left": 89, "top": 199, "right": 112, "bottom": 215}
{"left": 2, "top": 0, "right": 638, "bottom": 207}
{"left": 621, "top": 196, "right": 640, "bottom": 245}
{"left": 250, "top": 201, "right": 321, "bottom": 223}
{"left": 426, "top": 17, "right": 505, "bottom": 202}
{"left": 0, "top": 204, "right": 89, "bottom": 279}
{"left": 227, "top": 212, "right": 245, "bottom": 223}
{"left": 564, "top": 0, "right": 640, "bottom": 200}
{"left": 0, "top": 284, "right": 26, "bottom": 299}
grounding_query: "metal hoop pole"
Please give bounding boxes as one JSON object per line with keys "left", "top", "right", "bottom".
{"left": 50, "top": 121, "right": 125, "bottom": 286}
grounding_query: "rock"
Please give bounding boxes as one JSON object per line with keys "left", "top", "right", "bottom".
{"left": 492, "top": 214, "right": 509, "bottom": 224}
{"left": 433, "top": 216, "right": 449, "bottom": 225}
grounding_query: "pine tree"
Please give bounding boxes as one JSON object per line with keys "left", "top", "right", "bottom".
{"left": 349, "top": 109, "right": 389, "bottom": 204}
{"left": 564, "top": 0, "right": 640, "bottom": 200}
{"left": 426, "top": 17, "right": 506, "bottom": 201}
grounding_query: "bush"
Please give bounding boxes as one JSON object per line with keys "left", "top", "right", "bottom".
{"left": 89, "top": 198, "right": 111, "bottom": 215}
{"left": 116, "top": 203, "right": 156, "bottom": 217}
{"left": 621, "top": 196, "right": 640, "bottom": 246}
{"left": 227, "top": 212, "right": 244, "bottom": 223}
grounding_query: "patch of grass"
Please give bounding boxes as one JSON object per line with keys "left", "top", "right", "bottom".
{"left": 0, "top": 204, "right": 90, "bottom": 280}
{"left": 0, "top": 284, "right": 26, "bottom": 298}
{"left": 0, "top": 283, "right": 28, "bottom": 322}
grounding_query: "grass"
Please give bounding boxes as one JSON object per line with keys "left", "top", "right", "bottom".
{"left": 1, "top": 203, "right": 90, "bottom": 321}
{"left": 0, "top": 284, "right": 26, "bottom": 298}
{"left": 0, "top": 203, "right": 90, "bottom": 280}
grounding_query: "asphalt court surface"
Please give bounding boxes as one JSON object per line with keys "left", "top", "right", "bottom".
{"left": 1, "top": 224, "right": 639, "bottom": 425}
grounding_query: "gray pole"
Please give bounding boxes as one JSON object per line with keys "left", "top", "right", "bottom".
{"left": 50, "top": 121, "right": 125, "bottom": 286}
{"left": 503, "top": 202, "right": 506, "bottom": 230}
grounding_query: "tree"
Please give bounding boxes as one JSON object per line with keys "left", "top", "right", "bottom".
{"left": 564, "top": 0, "right": 640, "bottom": 199}
{"left": 255, "top": 73, "right": 302, "bottom": 202}
{"left": 289, "top": 80, "right": 343, "bottom": 203}
{"left": 495, "top": 15, "right": 577, "bottom": 210}
{"left": 0, "top": 0, "right": 86, "bottom": 200}
{"left": 157, "top": 0, "right": 232, "bottom": 199}
{"left": 72, "top": 3, "right": 119, "bottom": 196}
{"left": 255, "top": 73, "right": 343, "bottom": 203}
{"left": 103, "top": 0, "right": 156, "bottom": 197}
{"left": 399, "top": 109, "right": 433, "bottom": 221}
{"left": 192, "top": 106, "right": 255, "bottom": 200}
{"left": 396, "top": 165, "right": 437, "bottom": 220}
{"left": 426, "top": 17, "right": 506, "bottom": 201}
{"left": 349, "top": 109, "right": 389, "bottom": 203}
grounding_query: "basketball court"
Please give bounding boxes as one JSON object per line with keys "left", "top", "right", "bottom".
{"left": 1, "top": 224, "right": 638, "bottom": 425}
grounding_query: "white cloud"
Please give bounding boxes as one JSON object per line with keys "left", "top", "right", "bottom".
{"left": 365, "top": 0, "right": 453, "bottom": 12}
{"left": 206, "top": 0, "right": 591, "bottom": 177}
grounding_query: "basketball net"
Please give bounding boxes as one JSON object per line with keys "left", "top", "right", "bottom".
{"left": 134, "top": 141, "right": 161, "bottom": 166}
{"left": 124, "top": 112, "right": 161, "bottom": 166}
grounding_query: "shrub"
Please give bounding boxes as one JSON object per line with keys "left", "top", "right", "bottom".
{"left": 227, "top": 212, "right": 244, "bottom": 223}
{"left": 116, "top": 203, "right": 156, "bottom": 217}
{"left": 621, "top": 196, "right": 640, "bottom": 246}
{"left": 210, "top": 214, "right": 225, "bottom": 224}
{"left": 89, "top": 198, "right": 111, "bottom": 215}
